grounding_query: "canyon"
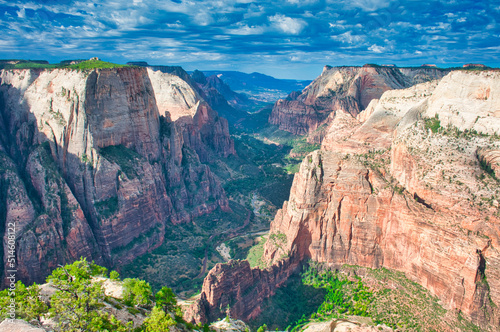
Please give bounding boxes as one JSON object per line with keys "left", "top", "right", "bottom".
{"left": 188, "top": 69, "right": 500, "bottom": 331}
{"left": 0, "top": 65, "right": 234, "bottom": 286}
{"left": 2, "top": 62, "right": 500, "bottom": 331}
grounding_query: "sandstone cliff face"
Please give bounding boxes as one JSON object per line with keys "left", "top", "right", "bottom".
{"left": 269, "top": 66, "right": 449, "bottom": 142}
{"left": 148, "top": 67, "right": 235, "bottom": 162}
{"left": 0, "top": 66, "right": 233, "bottom": 285}
{"left": 192, "top": 70, "right": 500, "bottom": 330}
{"left": 264, "top": 70, "right": 500, "bottom": 329}
{"left": 185, "top": 258, "right": 300, "bottom": 324}
{"left": 190, "top": 70, "right": 250, "bottom": 126}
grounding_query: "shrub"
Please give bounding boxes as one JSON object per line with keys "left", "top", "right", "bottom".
{"left": 155, "top": 286, "right": 177, "bottom": 311}
{"left": 143, "top": 307, "right": 176, "bottom": 332}
{"left": 110, "top": 270, "right": 120, "bottom": 281}
{"left": 122, "top": 278, "right": 153, "bottom": 307}
{"left": 424, "top": 115, "right": 441, "bottom": 133}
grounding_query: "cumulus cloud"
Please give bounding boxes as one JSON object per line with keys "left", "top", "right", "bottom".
{"left": 369, "top": 44, "right": 386, "bottom": 53}
{"left": 268, "top": 14, "right": 307, "bottom": 35}
{"left": 332, "top": 31, "right": 365, "bottom": 44}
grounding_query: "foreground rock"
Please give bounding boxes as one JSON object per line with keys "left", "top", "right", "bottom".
{"left": 303, "top": 320, "right": 393, "bottom": 332}
{"left": 0, "top": 319, "right": 45, "bottom": 332}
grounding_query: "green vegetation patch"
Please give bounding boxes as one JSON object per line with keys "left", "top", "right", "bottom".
{"left": 121, "top": 200, "right": 251, "bottom": 296}
{"left": 0, "top": 258, "right": 198, "bottom": 331}
{"left": 284, "top": 162, "right": 300, "bottom": 174}
{"left": 424, "top": 115, "right": 441, "bottom": 133}
{"left": 0, "top": 59, "right": 131, "bottom": 70}
{"left": 246, "top": 236, "right": 267, "bottom": 268}
{"left": 100, "top": 145, "right": 143, "bottom": 179}
{"left": 290, "top": 138, "right": 320, "bottom": 156}
{"left": 249, "top": 272, "right": 327, "bottom": 331}
{"left": 215, "top": 133, "right": 295, "bottom": 211}
{"left": 95, "top": 196, "right": 119, "bottom": 219}
{"left": 479, "top": 157, "right": 499, "bottom": 181}
{"left": 67, "top": 59, "right": 131, "bottom": 70}
{"left": 251, "top": 263, "right": 484, "bottom": 332}
{"left": 12, "top": 62, "right": 58, "bottom": 69}
{"left": 289, "top": 264, "right": 373, "bottom": 331}
{"left": 423, "top": 116, "right": 500, "bottom": 140}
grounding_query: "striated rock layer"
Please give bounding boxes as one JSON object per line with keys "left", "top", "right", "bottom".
{"left": 0, "top": 66, "right": 234, "bottom": 285}
{"left": 184, "top": 259, "right": 299, "bottom": 324}
{"left": 269, "top": 65, "right": 448, "bottom": 142}
{"left": 190, "top": 70, "right": 250, "bottom": 126}
{"left": 191, "top": 70, "right": 500, "bottom": 330}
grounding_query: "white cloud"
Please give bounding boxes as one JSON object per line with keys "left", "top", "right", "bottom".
{"left": 16, "top": 7, "right": 25, "bottom": 18}
{"left": 269, "top": 14, "right": 307, "bottom": 35}
{"left": 287, "top": 0, "right": 319, "bottom": 5}
{"left": 456, "top": 17, "right": 467, "bottom": 23}
{"left": 332, "top": 31, "right": 364, "bottom": 44}
{"left": 329, "top": 20, "right": 347, "bottom": 29}
{"left": 368, "top": 44, "right": 386, "bottom": 53}
{"left": 166, "top": 20, "right": 183, "bottom": 28}
{"left": 109, "top": 11, "right": 152, "bottom": 30}
{"left": 212, "top": 35, "right": 231, "bottom": 40}
{"left": 226, "top": 23, "right": 266, "bottom": 35}
{"left": 194, "top": 11, "right": 213, "bottom": 26}
{"left": 344, "top": 0, "right": 390, "bottom": 11}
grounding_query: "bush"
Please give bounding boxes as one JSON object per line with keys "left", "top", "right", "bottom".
{"left": 110, "top": 270, "right": 120, "bottom": 280}
{"left": 122, "top": 278, "right": 153, "bottom": 307}
{"left": 424, "top": 115, "right": 441, "bottom": 133}
{"left": 143, "top": 307, "right": 176, "bottom": 332}
{"left": 47, "top": 258, "right": 130, "bottom": 331}
{"left": 0, "top": 281, "right": 47, "bottom": 322}
{"left": 155, "top": 286, "right": 177, "bottom": 311}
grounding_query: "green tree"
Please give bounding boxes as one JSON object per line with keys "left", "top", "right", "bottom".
{"left": 143, "top": 306, "right": 176, "bottom": 332}
{"left": 155, "top": 286, "right": 177, "bottom": 311}
{"left": 0, "top": 288, "right": 10, "bottom": 321}
{"left": 88, "top": 312, "right": 133, "bottom": 332}
{"left": 90, "top": 262, "right": 108, "bottom": 277}
{"left": 257, "top": 323, "right": 268, "bottom": 332}
{"left": 16, "top": 281, "right": 48, "bottom": 322}
{"left": 47, "top": 258, "right": 128, "bottom": 332}
{"left": 110, "top": 270, "right": 120, "bottom": 280}
{"left": 122, "top": 278, "right": 153, "bottom": 307}
{"left": 0, "top": 281, "right": 48, "bottom": 322}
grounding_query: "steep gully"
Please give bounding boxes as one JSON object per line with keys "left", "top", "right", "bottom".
{"left": 195, "top": 211, "right": 252, "bottom": 279}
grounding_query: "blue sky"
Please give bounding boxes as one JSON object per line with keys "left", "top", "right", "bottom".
{"left": 0, "top": 0, "right": 499, "bottom": 79}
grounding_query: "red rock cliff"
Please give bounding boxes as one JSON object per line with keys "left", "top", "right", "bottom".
{"left": 0, "top": 66, "right": 233, "bottom": 285}
{"left": 184, "top": 259, "right": 299, "bottom": 324}
{"left": 269, "top": 65, "right": 448, "bottom": 142}
{"left": 190, "top": 71, "right": 500, "bottom": 330}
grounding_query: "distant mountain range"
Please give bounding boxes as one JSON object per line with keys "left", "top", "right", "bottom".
{"left": 195, "top": 70, "right": 312, "bottom": 104}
